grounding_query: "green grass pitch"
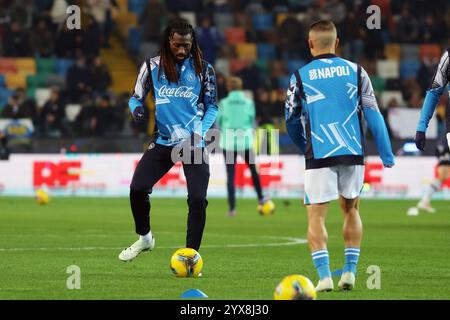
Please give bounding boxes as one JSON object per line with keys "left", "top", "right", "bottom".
{"left": 0, "top": 197, "right": 449, "bottom": 300}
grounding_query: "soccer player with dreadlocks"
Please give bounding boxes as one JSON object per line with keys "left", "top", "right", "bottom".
{"left": 119, "top": 19, "right": 218, "bottom": 262}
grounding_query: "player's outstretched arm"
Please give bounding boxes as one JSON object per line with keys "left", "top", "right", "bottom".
{"left": 415, "top": 50, "right": 449, "bottom": 151}
{"left": 128, "top": 61, "right": 152, "bottom": 123}
{"left": 285, "top": 74, "right": 306, "bottom": 153}
{"left": 360, "top": 67, "right": 395, "bottom": 168}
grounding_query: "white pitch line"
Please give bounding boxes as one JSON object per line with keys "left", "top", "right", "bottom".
{"left": 0, "top": 237, "right": 307, "bottom": 252}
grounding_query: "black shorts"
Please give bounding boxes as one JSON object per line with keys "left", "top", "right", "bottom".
{"left": 436, "top": 140, "right": 450, "bottom": 166}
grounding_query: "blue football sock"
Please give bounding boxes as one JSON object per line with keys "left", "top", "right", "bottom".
{"left": 343, "top": 247, "right": 360, "bottom": 274}
{"left": 311, "top": 249, "right": 331, "bottom": 280}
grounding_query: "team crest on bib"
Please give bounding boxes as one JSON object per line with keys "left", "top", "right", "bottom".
{"left": 185, "top": 71, "right": 195, "bottom": 83}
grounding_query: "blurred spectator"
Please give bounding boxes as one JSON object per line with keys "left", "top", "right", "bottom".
{"left": 420, "top": 14, "right": 442, "bottom": 43}
{"left": 255, "top": 88, "right": 274, "bottom": 126}
{"left": 196, "top": 17, "right": 223, "bottom": 64}
{"left": 83, "top": 14, "right": 101, "bottom": 59}
{"left": 39, "top": 88, "right": 65, "bottom": 137}
{"left": 66, "top": 55, "right": 93, "bottom": 103}
{"left": 92, "top": 56, "right": 112, "bottom": 96}
{"left": 417, "top": 57, "right": 439, "bottom": 93}
{"left": 342, "top": 12, "right": 365, "bottom": 61}
{"left": 396, "top": 6, "right": 420, "bottom": 43}
{"left": 15, "top": 88, "right": 37, "bottom": 125}
{"left": 1, "top": 93, "right": 32, "bottom": 119}
{"left": 30, "top": 18, "right": 54, "bottom": 57}
{"left": 141, "top": 0, "right": 166, "bottom": 43}
{"left": 236, "top": 61, "right": 268, "bottom": 98}
{"left": 0, "top": 128, "right": 9, "bottom": 160}
{"left": 94, "top": 95, "right": 123, "bottom": 135}
{"left": 2, "top": 20, "right": 31, "bottom": 56}
{"left": 216, "top": 72, "right": 228, "bottom": 100}
{"left": 278, "top": 13, "right": 307, "bottom": 60}
{"left": 55, "top": 24, "right": 86, "bottom": 58}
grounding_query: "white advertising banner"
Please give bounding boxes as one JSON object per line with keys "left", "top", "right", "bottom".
{"left": 0, "top": 154, "right": 449, "bottom": 199}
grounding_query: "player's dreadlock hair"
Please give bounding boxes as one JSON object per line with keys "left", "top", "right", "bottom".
{"left": 158, "top": 19, "right": 203, "bottom": 84}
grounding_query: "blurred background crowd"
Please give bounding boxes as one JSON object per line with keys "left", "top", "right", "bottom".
{"left": 0, "top": 0, "right": 449, "bottom": 153}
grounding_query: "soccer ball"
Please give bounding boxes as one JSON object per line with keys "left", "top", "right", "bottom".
{"left": 258, "top": 199, "right": 275, "bottom": 216}
{"left": 274, "top": 275, "right": 317, "bottom": 300}
{"left": 35, "top": 189, "right": 50, "bottom": 205}
{"left": 170, "top": 248, "right": 203, "bottom": 278}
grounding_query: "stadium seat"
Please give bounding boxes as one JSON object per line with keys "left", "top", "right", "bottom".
{"left": 255, "top": 59, "right": 269, "bottom": 75}
{"left": 229, "top": 59, "right": 248, "bottom": 74}
{"left": 35, "top": 88, "right": 51, "bottom": 108}
{"left": 400, "top": 60, "right": 420, "bottom": 79}
{"left": 128, "top": 27, "right": 142, "bottom": 54}
{"left": 224, "top": 28, "right": 246, "bottom": 44}
{"left": 27, "top": 73, "right": 49, "bottom": 88}
{"left": 276, "top": 13, "right": 289, "bottom": 26}
{"left": 384, "top": 44, "right": 401, "bottom": 61}
{"left": 376, "top": 60, "right": 399, "bottom": 79}
{"left": 286, "top": 60, "right": 306, "bottom": 74}
{"left": 5, "top": 73, "right": 26, "bottom": 89}
{"left": 419, "top": 44, "right": 442, "bottom": 61}
{"left": 370, "top": 76, "right": 386, "bottom": 93}
{"left": 214, "top": 58, "right": 230, "bottom": 76}
{"left": 400, "top": 44, "right": 419, "bottom": 61}
{"left": 56, "top": 59, "right": 75, "bottom": 76}
{"left": 179, "top": 12, "right": 196, "bottom": 28}
{"left": 15, "top": 58, "right": 36, "bottom": 75}
{"left": 214, "top": 13, "right": 233, "bottom": 33}
{"left": 381, "top": 91, "right": 404, "bottom": 108}
{"left": 65, "top": 104, "right": 82, "bottom": 122}
{"left": 0, "top": 58, "right": 17, "bottom": 74}
{"left": 0, "top": 87, "right": 13, "bottom": 109}
{"left": 37, "top": 58, "right": 56, "bottom": 73}
{"left": 257, "top": 44, "right": 276, "bottom": 60}
{"left": 371, "top": 0, "right": 391, "bottom": 15}
{"left": 46, "top": 74, "right": 66, "bottom": 89}
{"left": 235, "top": 43, "right": 257, "bottom": 60}
{"left": 252, "top": 14, "right": 273, "bottom": 31}
{"left": 128, "top": 0, "right": 146, "bottom": 18}
{"left": 26, "top": 87, "right": 35, "bottom": 100}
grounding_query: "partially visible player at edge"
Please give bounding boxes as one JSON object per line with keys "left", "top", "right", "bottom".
{"left": 119, "top": 19, "right": 218, "bottom": 262}
{"left": 285, "top": 20, "right": 395, "bottom": 292}
{"left": 413, "top": 47, "right": 450, "bottom": 213}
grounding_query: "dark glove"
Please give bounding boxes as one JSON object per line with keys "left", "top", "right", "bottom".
{"left": 415, "top": 131, "right": 426, "bottom": 151}
{"left": 132, "top": 106, "right": 145, "bottom": 124}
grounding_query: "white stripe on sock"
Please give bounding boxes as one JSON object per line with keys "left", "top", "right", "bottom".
{"left": 312, "top": 254, "right": 329, "bottom": 260}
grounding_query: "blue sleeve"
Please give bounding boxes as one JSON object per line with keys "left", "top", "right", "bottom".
{"left": 128, "top": 96, "right": 142, "bottom": 113}
{"left": 363, "top": 107, "right": 395, "bottom": 166}
{"left": 128, "top": 62, "right": 150, "bottom": 113}
{"left": 285, "top": 74, "right": 306, "bottom": 153}
{"left": 416, "top": 88, "right": 444, "bottom": 132}
{"left": 199, "top": 63, "right": 219, "bottom": 137}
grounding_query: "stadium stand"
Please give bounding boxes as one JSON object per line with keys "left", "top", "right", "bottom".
{"left": 0, "top": 0, "right": 448, "bottom": 154}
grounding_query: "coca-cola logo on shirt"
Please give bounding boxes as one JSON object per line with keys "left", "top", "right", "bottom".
{"left": 158, "top": 85, "right": 195, "bottom": 98}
